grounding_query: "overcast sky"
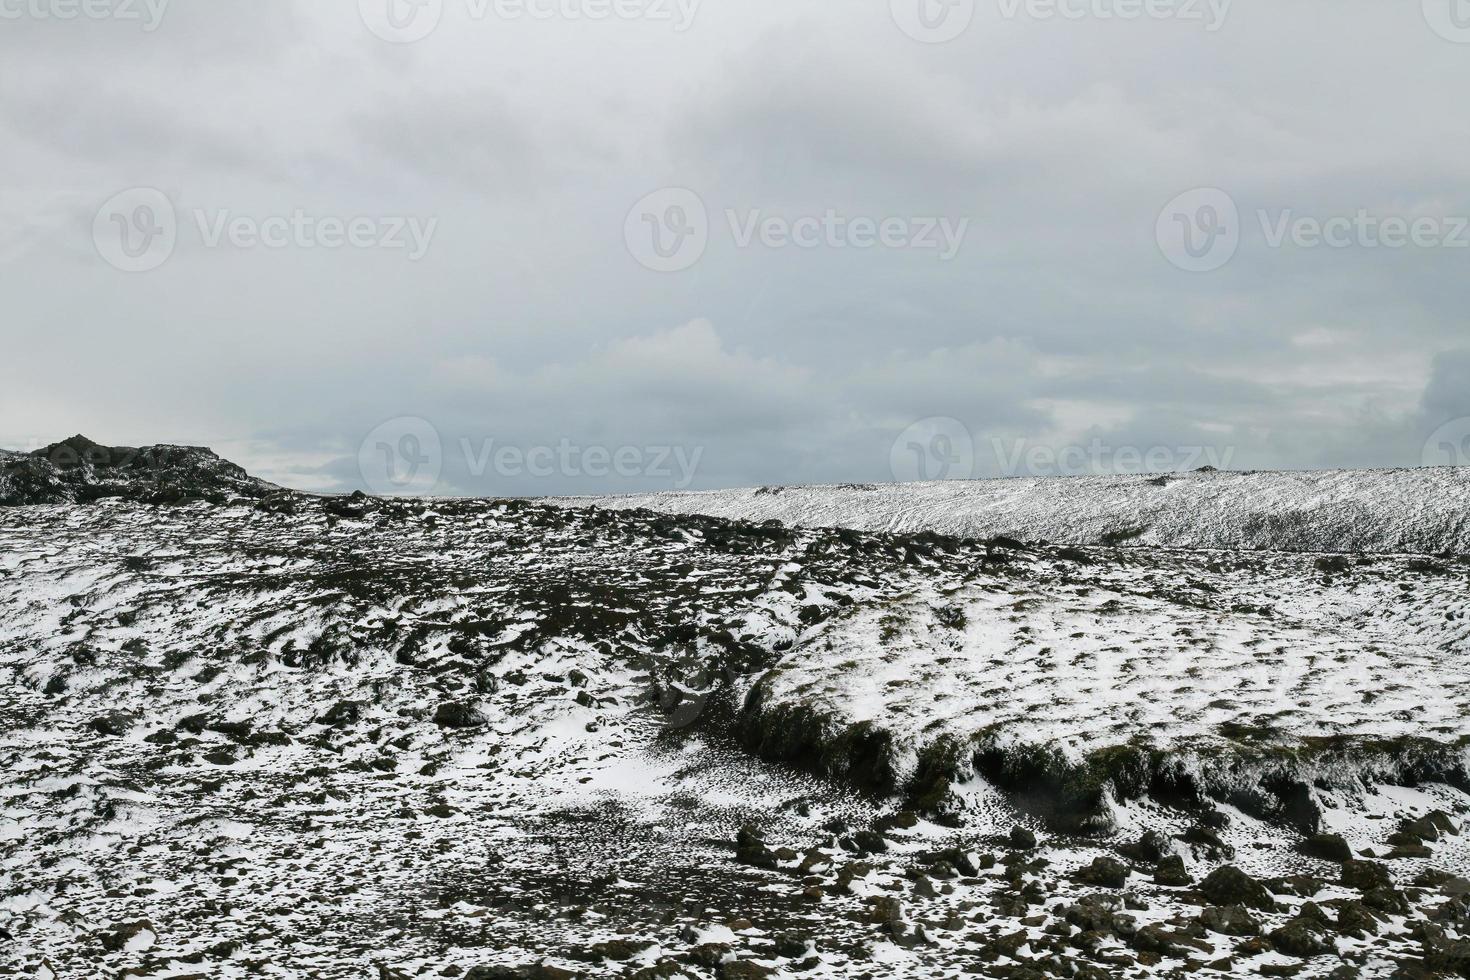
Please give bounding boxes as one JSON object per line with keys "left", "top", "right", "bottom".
{"left": 4, "top": 0, "right": 1469, "bottom": 495}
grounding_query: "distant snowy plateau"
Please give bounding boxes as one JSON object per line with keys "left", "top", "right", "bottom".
{"left": 4, "top": 439, "right": 1470, "bottom": 979}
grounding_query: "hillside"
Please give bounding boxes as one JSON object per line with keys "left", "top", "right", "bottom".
{"left": 4, "top": 448, "right": 1470, "bottom": 978}
{"left": 0, "top": 435, "right": 278, "bottom": 507}
{"left": 552, "top": 467, "right": 1470, "bottom": 556}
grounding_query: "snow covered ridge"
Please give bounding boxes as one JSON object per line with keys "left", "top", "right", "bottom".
{"left": 738, "top": 542, "right": 1470, "bottom": 835}
{"left": 551, "top": 466, "right": 1470, "bottom": 556}
{"left": 0, "top": 434, "right": 278, "bottom": 507}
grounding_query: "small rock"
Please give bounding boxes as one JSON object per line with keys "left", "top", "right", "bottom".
{"left": 1180, "top": 825, "right": 1234, "bottom": 861}
{"left": 1074, "top": 856, "right": 1130, "bottom": 888}
{"left": 318, "top": 700, "right": 364, "bottom": 727}
{"left": 434, "top": 702, "right": 488, "bottom": 729}
{"left": 1299, "top": 833, "right": 1353, "bottom": 864}
{"left": 1120, "top": 830, "right": 1170, "bottom": 863}
{"left": 1199, "top": 866, "right": 1275, "bottom": 912}
{"left": 1334, "top": 900, "right": 1379, "bottom": 938}
{"left": 773, "top": 934, "right": 813, "bottom": 959}
{"left": 1009, "top": 826, "right": 1038, "bottom": 850}
{"left": 1269, "top": 918, "right": 1334, "bottom": 958}
{"left": 1199, "top": 905, "right": 1260, "bottom": 937}
{"left": 1154, "top": 855, "right": 1192, "bottom": 887}
{"left": 99, "top": 920, "right": 155, "bottom": 953}
{"left": 87, "top": 711, "right": 138, "bottom": 738}
{"left": 1341, "top": 860, "right": 1393, "bottom": 893}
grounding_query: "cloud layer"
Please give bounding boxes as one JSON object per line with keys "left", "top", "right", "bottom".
{"left": 4, "top": 0, "right": 1468, "bottom": 494}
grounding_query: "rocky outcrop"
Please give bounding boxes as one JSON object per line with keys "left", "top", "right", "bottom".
{"left": 0, "top": 435, "right": 277, "bottom": 507}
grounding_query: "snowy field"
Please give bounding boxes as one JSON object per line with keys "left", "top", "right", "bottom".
{"left": 552, "top": 467, "right": 1470, "bottom": 555}
{"left": 4, "top": 461, "right": 1470, "bottom": 978}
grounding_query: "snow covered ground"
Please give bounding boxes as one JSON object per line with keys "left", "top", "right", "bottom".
{"left": 4, "top": 470, "right": 1470, "bottom": 978}
{"left": 551, "top": 467, "right": 1470, "bottom": 555}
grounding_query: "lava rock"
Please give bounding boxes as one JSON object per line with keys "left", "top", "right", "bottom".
{"left": 735, "top": 825, "right": 778, "bottom": 869}
{"left": 318, "top": 700, "right": 364, "bottom": 727}
{"left": 1154, "top": 855, "right": 1192, "bottom": 887}
{"left": 99, "top": 920, "right": 155, "bottom": 953}
{"left": 1269, "top": 918, "right": 1334, "bottom": 958}
{"left": 1341, "top": 860, "right": 1393, "bottom": 893}
{"left": 434, "top": 702, "right": 489, "bottom": 729}
{"left": 1009, "top": 826, "right": 1038, "bottom": 850}
{"left": 87, "top": 710, "right": 138, "bottom": 738}
{"left": 718, "top": 963, "right": 774, "bottom": 980}
{"left": 1180, "top": 825, "right": 1235, "bottom": 861}
{"left": 1200, "top": 866, "right": 1276, "bottom": 912}
{"left": 1120, "top": 830, "right": 1170, "bottom": 863}
{"left": 1299, "top": 833, "right": 1353, "bottom": 864}
{"left": 1334, "top": 900, "right": 1379, "bottom": 938}
{"left": 773, "top": 934, "right": 814, "bottom": 959}
{"left": 1200, "top": 905, "right": 1261, "bottom": 937}
{"left": 1074, "top": 856, "right": 1130, "bottom": 888}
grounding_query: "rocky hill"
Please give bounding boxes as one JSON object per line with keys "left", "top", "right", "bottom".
{"left": 0, "top": 435, "right": 278, "bottom": 507}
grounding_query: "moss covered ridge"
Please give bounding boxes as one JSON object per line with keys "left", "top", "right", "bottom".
{"left": 738, "top": 676, "right": 1470, "bottom": 836}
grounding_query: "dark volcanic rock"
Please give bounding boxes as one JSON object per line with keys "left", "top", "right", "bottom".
{"left": 1200, "top": 866, "right": 1276, "bottom": 911}
{"left": 1009, "top": 826, "right": 1038, "bottom": 850}
{"left": 0, "top": 435, "right": 278, "bottom": 507}
{"left": 1154, "top": 855, "right": 1193, "bottom": 887}
{"left": 1299, "top": 833, "right": 1354, "bottom": 864}
{"left": 1120, "top": 830, "right": 1170, "bottom": 863}
{"left": 1074, "top": 856, "right": 1130, "bottom": 888}
{"left": 434, "top": 702, "right": 489, "bottom": 729}
{"left": 1341, "top": 860, "right": 1393, "bottom": 893}
{"left": 1269, "top": 918, "right": 1335, "bottom": 958}
{"left": 87, "top": 710, "right": 138, "bottom": 737}
{"left": 1200, "top": 905, "right": 1261, "bottom": 937}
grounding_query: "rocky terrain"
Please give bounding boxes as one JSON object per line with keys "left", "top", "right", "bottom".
{"left": 3, "top": 443, "right": 1470, "bottom": 979}
{"left": 0, "top": 436, "right": 278, "bottom": 508}
{"left": 551, "top": 468, "right": 1470, "bottom": 555}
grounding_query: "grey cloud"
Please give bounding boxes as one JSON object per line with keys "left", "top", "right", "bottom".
{"left": 2, "top": 0, "right": 1467, "bottom": 494}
